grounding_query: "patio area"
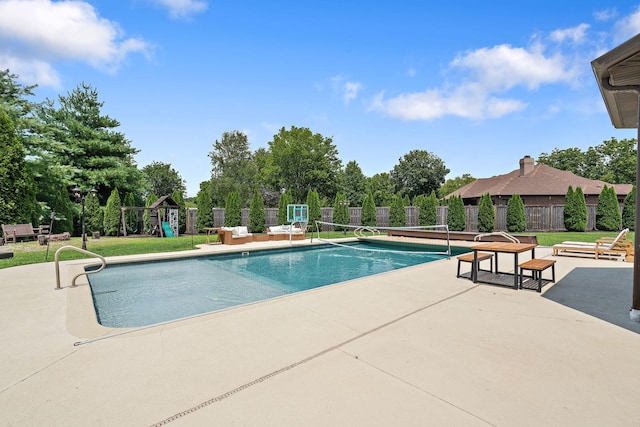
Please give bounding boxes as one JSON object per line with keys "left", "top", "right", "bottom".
{"left": 0, "top": 240, "right": 638, "bottom": 426}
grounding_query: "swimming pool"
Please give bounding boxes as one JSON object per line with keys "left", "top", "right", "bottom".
{"left": 87, "top": 241, "right": 460, "bottom": 328}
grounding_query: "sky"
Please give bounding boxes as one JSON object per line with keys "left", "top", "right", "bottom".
{"left": 1, "top": 0, "right": 640, "bottom": 197}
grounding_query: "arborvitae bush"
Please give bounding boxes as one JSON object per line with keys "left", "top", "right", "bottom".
{"left": 103, "top": 188, "right": 121, "bottom": 236}
{"left": 84, "top": 191, "right": 103, "bottom": 235}
{"left": 123, "top": 192, "right": 137, "bottom": 233}
{"left": 573, "top": 187, "right": 588, "bottom": 232}
{"left": 224, "top": 191, "right": 241, "bottom": 227}
{"left": 389, "top": 195, "right": 406, "bottom": 227}
{"left": 447, "top": 195, "right": 466, "bottom": 231}
{"left": 596, "top": 185, "right": 622, "bottom": 231}
{"left": 622, "top": 186, "right": 636, "bottom": 231}
{"left": 477, "top": 193, "right": 495, "bottom": 233}
{"left": 249, "top": 189, "right": 265, "bottom": 233}
{"left": 361, "top": 192, "right": 377, "bottom": 227}
{"left": 195, "top": 187, "right": 214, "bottom": 231}
{"left": 332, "top": 193, "right": 350, "bottom": 230}
{"left": 506, "top": 194, "right": 526, "bottom": 232}
{"left": 563, "top": 186, "right": 575, "bottom": 230}
{"left": 421, "top": 191, "right": 438, "bottom": 226}
{"left": 306, "top": 189, "right": 321, "bottom": 231}
{"left": 277, "top": 191, "right": 292, "bottom": 225}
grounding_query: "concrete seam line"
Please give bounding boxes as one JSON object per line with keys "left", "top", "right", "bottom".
{"left": 150, "top": 284, "right": 480, "bottom": 426}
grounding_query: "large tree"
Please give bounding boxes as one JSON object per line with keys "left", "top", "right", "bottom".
{"left": 366, "top": 172, "right": 395, "bottom": 207}
{"left": 438, "top": 174, "right": 475, "bottom": 200}
{"left": 0, "top": 110, "right": 38, "bottom": 225}
{"left": 391, "top": 149, "right": 449, "bottom": 200}
{"left": 208, "top": 130, "right": 257, "bottom": 206}
{"left": 339, "top": 160, "right": 367, "bottom": 207}
{"left": 142, "top": 161, "right": 186, "bottom": 198}
{"left": 36, "top": 83, "right": 143, "bottom": 202}
{"left": 266, "top": 126, "right": 342, "bottom": 203}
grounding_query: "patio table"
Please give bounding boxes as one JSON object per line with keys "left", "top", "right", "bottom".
{"left": 470, "top": 242, "right": 537, "bottom": 289}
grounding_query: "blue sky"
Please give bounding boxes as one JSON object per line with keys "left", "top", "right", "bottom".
{"left": 1, "top": 0, "right": 640, "bottom": 197}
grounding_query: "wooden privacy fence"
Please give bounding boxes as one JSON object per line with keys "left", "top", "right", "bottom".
{"left": 212, "top": 204, "right": 603, "bottom": 232}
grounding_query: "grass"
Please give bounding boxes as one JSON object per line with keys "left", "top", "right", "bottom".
{"left": 0, "top": 230, "right": 633, "bottom": 270}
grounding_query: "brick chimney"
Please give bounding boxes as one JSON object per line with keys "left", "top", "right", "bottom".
{"left": 519, "top": 155, "right": 534, "bottom": 176}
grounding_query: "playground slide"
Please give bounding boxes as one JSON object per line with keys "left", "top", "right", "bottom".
{"left": 161, "top": 222, "right": 175, "bottom": 237}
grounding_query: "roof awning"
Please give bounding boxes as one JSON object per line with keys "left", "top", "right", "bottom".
{"left": 591, "top": 33, "right": 640, "bottom": 129}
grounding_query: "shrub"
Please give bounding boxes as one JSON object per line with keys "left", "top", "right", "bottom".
{"left": 144, "top": 193, "right": 158, "bottom": 233}
{"left": 506, "top": 194, "right": 526, "bottom": 232}
{"left": 277, "top": 191, "right": 292, "bottom": 225}
{"left": 389, "top": 195, "right": 406, "bottom": 227}
{"left": 622, "top": 186, "right": 636, "bottom": 231}
{"left": 224, "top": 191, "right": 241, "bottom": 227}
{"left": 361, "top": 192, "right": 377, "bottom": 227}
{"left": 596, "top": 185, "right": 622, "bottom": 231}
{"left": 447, "top": 195, "right": 466, "bottom": 231}
{"left": 332, "top": 193, "right": 350, "bottom": 230}
{"left": 477, "top": 193, "right": 495, "bottom": 233}
{"left": 249, "top": 188, "right": 265, "bottom": 233}
{"left": 306, "top": 189, "right": 322, "bottom": 231}
{"left": 84, "top": 191, "right": 103, "bottom": 235}
{"left": 103, "top": 188, "right": 121, "bottom": 236}
{"left": 195, "top": 185, "right": 214, "bottom": 231}
{"left": 564, "top": 186, "right": 587, "bottom": 232}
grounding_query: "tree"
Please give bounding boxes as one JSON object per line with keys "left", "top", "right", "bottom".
{"left": 306, "top": 189, "right": 322, "bottom": 231}
{"left": 266, "top": 126, "right": 342, "bottom": 203}
{"left": 391, "top": 149, "right": 449, "bottom": 200}
{"left": 506, "top": 194, "right": 526, "bottom": 232}
{"left": 361, "top": 192, "right": 377, "bottom": 227}
{"left": 103, "top": 188, "right": 121, "bottom": 236}
{"left": 195, "top": 181, "right": 214, "bottom": 231}
{"left": 277, "top": 191, "right": 292, "bottom": 225}
{"left": 249, "top": 188, "right": 265, "bottom": 233}
{"left": 367, "top": 172, "right": 395, "bottom": 207}
{"left": 339, "top": 160, "right": 367, "bottom": 207}
{"left": 564, "top": 186, "right": 587, "bottom": 232}
{"left": 142, "top": 161, "right": 186, "bottom": 198}
{"left": 0, "top": 110, "right": 38, "bottom": 225}
{"left": 622, "top": 186, "right": 636, "bottom": 231}
{"left": 224, "top": 191, "right": 241, "bottom": 227}
{"left": 171, "top": 190, "right": 186, "bottom": 234}
{"left": 208, "top": 130, "right": 257, "bottom": 206}
{"left": 416, "top": 191, "right": 438, "bottom": 226}
{"left": 447, "top": 195, "right": 466, "bottom": 232}
{"left": 84, "top": 191, "right": 103, "bottom": 235}
{"left": 332, "top": 193, "right": 350, "bottom": 230}
{"left": 438, "top": 174, "right": 475, "bottom": 199}
{"left": 36, "top": 83, "right": 143, "bottom": 203}
{"left": 596, "top": 185, "right": 622, "bottom": 231}
{"left": 389, "top": 195, "right": 406, "bottom": 227}
{"left": 477, "top": 193, "right": 495, "bottom": 233}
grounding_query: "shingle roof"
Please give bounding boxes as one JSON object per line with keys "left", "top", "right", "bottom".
{"left": 449, "top": 161, "right": 633, "bottom": 199}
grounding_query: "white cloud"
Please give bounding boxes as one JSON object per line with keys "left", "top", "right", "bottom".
{"left": 0, "top": 0, "right": 151, "bottom": 86}
{"left": 330, "top": 75, "right": 363, "bottom": 105}
{"left": 149, "top": 0, "right": 208, "bottom": 19}
{"left": 594, "top": 8, "right": 617, "bottom": 22}
{"left": 549, "top": 23, "right": 590, "bottom": 44}
{"left": 371, "top": 42, "right": 575, "bottom": 121}
{"left": 613, "top": 5, "right": 640, "bottom": 43}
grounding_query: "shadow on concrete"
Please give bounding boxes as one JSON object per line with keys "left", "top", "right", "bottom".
{"left": 543, "top": 267, "right": 640, "bottom": 334}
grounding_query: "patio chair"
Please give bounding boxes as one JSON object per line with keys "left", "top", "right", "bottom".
{"left": 552, "top": 228, "right": 633, "bottom": 261}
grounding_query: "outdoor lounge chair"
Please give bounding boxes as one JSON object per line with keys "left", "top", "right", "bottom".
{"left": 552, "top": 228, "right": 634, "bottom": 261}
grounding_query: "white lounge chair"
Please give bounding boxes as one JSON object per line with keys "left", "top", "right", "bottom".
{"left": 552, "top": 228, "right": 633, "bottom": 261}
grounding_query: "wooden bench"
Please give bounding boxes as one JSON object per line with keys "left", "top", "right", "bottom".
{"left": 519, "top": 259, "right": 556, "bottom": 292}
{"left": 1, "top": 224, "right": 38, "bottom": 243}
{"left": 457, "top": 252, "right": 494, "bottom": 278}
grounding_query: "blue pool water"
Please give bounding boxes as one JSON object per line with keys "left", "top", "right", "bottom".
{"left": 88, "top": 241, "right": 455, "bottom": 328}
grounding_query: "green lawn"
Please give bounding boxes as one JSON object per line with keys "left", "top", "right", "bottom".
{"left": 0, "top": 230, "right": 633, "bottom": 270}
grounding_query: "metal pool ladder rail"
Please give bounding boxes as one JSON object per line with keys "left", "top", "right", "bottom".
{"left": 55, "top": 245, "right": 106, "bottom": 290}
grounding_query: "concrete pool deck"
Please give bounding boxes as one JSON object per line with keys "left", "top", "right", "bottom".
{"left": 1, "top": 239, "right": 639, "bottom": 426}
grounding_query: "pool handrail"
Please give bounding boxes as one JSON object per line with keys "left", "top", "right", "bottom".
{"left": 55, "top": 245, "right": 106, "bottom": 290}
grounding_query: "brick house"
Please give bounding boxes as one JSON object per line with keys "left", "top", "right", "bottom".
{"left": 448, "top": 155, "right": 633, "bottom": 206}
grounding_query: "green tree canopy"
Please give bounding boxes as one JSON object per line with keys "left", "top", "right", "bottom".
{"left": 391, "top": 149, "right": 449, "bottom": 200}
{"left": 366, "top": 172, "right": 395, "bottom": 207}
{"left": 438, "top": 174, "right": 475, "bottom": 200}
{"left": 266, "top": 126, "right": 342, "bottom": 203}
{"left": 208, "top": 130, "right": 257, "bottom": 206}
{"left": 339, "top": 160, "right": 367, "bottom": 207}
{"left": 142, "top": 161, "right": 186, "bottom": 198}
